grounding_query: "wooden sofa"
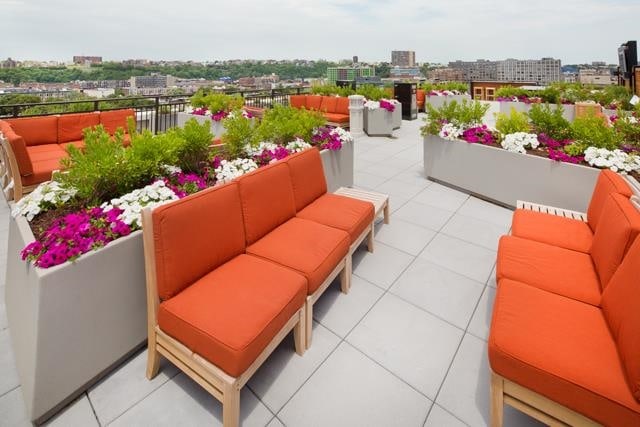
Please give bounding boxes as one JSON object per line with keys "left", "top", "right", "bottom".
{"left": 289, "top": 95, "right": 350, "bottom": 126}
{"left": 142, "top": 147, "right": 376, "bottom": 427}
{"left": 490, "top": 170, "right": 640, "bottom": 426}
{"left": 0, "top": 109, "right": 134, "bottom": 200}
{"left": 416, "top": 89, "right": 426, "bottom": 112}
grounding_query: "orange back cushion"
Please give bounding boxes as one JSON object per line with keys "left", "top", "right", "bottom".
{"left": 601, "top": 236, "right": 640, "bottom": 402}
{"left": 587, "top": 170, "right": 633, "bottom": 231}
{"left": 320, "top": 96, "right": 338, "bottom": 113}
{"left": 286, "top": 147, "right": 327, "bottom": 211}
{"left": 335, "top": 97, "right": 350, "bottom": 115}
{"left": 416, "top": 89, "right": 426, "bottom": 102}
{"left": 0, "top": 121, "right": 32, "bottom": 175}
{"left": 306, "top": 95, "right": 323, "bottom": 111}
{"left": 237, "top": 162, "right": 296, "bottom": 245}
{"left": 152, "top": 182, "right": 245, "bottom": 300}
{"left": 58, "top": 113, "right": 100, "bottom": 143}
{"left": 289, "top": 95, "right": 307, "bottom": 109}
{"left": 6, "top": 116, "right": 58, "bottom": 146}
{"left": 100, "top": 109, "right": 134, "bottom": 134}
{"left": 590, "top": 193, "right": 640, "bottom": 287}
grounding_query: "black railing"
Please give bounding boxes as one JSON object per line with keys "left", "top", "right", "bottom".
{"left": 0, "top": 87, "right": 312, "bottom": 134}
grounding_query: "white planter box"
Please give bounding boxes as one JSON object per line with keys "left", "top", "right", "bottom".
{"left": 5, "top": 143, "right": 354, "bottom": 422}
{"left": 176, "top": 112, "right": 225, "bottom": 138}
{"left": 392, "top": 107, "right": 402, "bottom": 130}
{"left": 498, "top": 102, "right": 576, "bottom": 122}
{"left": 425, "top": 94, "right": 471, "bottom": 110}
{"left": 363, "top": 108, "right": 393, "bottom": 137}
{"left": 423, "top": 135, "right": 600, "bottom": 212}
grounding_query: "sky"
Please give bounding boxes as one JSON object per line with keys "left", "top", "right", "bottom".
{"left": 0, "top": 0, "right": 638, "bottom": 64}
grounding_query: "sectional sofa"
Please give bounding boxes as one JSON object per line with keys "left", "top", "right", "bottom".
{"left": 289, "top": 95, "right": 350, "bottom": 125}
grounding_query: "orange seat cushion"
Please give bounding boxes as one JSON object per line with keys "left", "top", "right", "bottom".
{"left": 489, "top": 279, "right": 640, "bottom": 426}
{"left": 306, "top": 95, "right": 323, "bottom": 111}
{"left": 23, "top": 144, "right": 68, "bottom": 184}
{"left": 57, "top": 113, "right": 100, "bottom": 143}
{"left": 247, "top": 217, "right": 350, "bottom": 294}
{"left": 152, "top": 182, "right": 246, "bottom": 301}
{"left": 285, "top": 147, "right": 327, "bottom": 211}
{"left": 320, "top": 96, "right": 338, "bottom": 113}
{"left": 589, "top": 193, "right": 640, "bottom": 288}
{"left": 323, "top": 113, "right": 349, "bottom": 124}
{"left": 601, "top": 236, "right": 640, "bottom": 402}
{"left": 335, "top": 97, "right": 350, "bottom": 115}
{"left": 511, "top": 209, "right": 593, "bottom": 253}
{"left": 587, "top": 170, "right": 633, "bottom": 231}
{"left": 0, "top": 120, "right": 32, "bottom": 175}
{"left": 158, "top": 254, "right": 306, "bottom": 377}
{"left": 99, "top": 109, "right": 134, "bottom": 135}
{"left": 297, "top": 193, "right": 374, "bottom": 243}
{"left": 237, "top": 162, "right": 296, "bottom": 245}
{"left": 416, "top": 89, "right": 426, "bottom": 103}
{"left": 60, "top": 140, "right": 86, "bottom": 151}
{"left": 6, "top": 116, "right": 58, "bottom": 146}
{"left": 289, "top": 95, "right": 307, "bottom": 109}
{"left": 496, "top": 235, "right": 601, "bottom": 306}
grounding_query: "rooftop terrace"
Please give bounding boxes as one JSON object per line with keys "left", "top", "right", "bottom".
{"left": 0, "top": 114, "right": 549, "bottom": 426}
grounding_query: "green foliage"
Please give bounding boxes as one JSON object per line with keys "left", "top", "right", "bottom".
{"left": 495, "top": 108, "right": 531, "bottom": 135}
{"left": 311, "top": 84, "right": 355, "bottom": 97}
{"left": 253, "top": 104, "right": 325, "bottom": 145}
{"left": 419, "top": 82, "right": 469, "bottom": 93}
{"left": 222, "top": 110, "right": 256, "bottom": 159}
{"left": 592, "top": 85, "right": 633, "bottom": 109}
{"left": 355, "top": 84, "right": 387, "bottom": 101}
{"left": 421, "top": 100, "right": 489, "bottom": 136}
{"left": 173, "top": 119, "right": 214, "bottom": 172}
{"left": 571, "top": 114, "right": 622, "bottom": 150}
{"left": 495, "top": 87, "right": 531, "bottom": 99}
{"left": 123, "top": 130, "right": 181, "bottom": 188}
{"left": 528, "top": 103, "right": 572, "bottom": 140}
{"left": 564, "top": 141, "right": 588, "bottom": 156}
{"left": 613, "top": 113, "right": 640, "bottom": 148}
{"left": 189, "top": 89, "right": 243, "bottom": 112}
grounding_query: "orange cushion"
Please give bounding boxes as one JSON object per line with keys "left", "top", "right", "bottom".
{"left": 22, "top": 158, "right": 65, "bottom": 186}
{"left": 289, "top": 95, "right": 307, "bottom": 109}
{"left": 247, "top": 217, "right": 350, "bottom": 294}
{"left": 152, "top": 182, "right": 246, "bottom": 301}
{"left": 602, "top": 236, "right": 640, "bottom": 402}
{"left": 323, "top": 113, "right": 349, "bottom": 124}
{"left": 489, "top": 279, "right": 640, "bottom": 426}
{"left": 416, "top": 89, "right": 426, "bottom": 102}
{"left": 297, "top": 193, "right": 374, "bottom": 243}
{"left": 511, "top": 209, "right": 593, "bottom": 253}
{"left": 99, "top": 109, "right": 134, "bottom": 135}
{"left": 158, "top": 254, "right": 306, "bottom": 377}
{"left": 237, "top": 162, "right": 296, "bottom": 245}
{"left": 25, "top": 144, "right": 67, "bottom": 163}
{"left": 60, "top": 140, "right": 86, "bottom": 151}
{"left": 0, "top": 120, "right": 32, "bottom": 175}
{"left": 587, "top": 170, "right": 633, "bottom": 231}
{"left": 57, "top": 113, "right": 100, "bottom": 143}
{"left": 335, "top": 97, "right": 350, "bottom": 115}
{"left": 590, "top": 193, "right": 640, "bottom": 288}
{"left": 305, "top": 95, "right": 323, "bottom": 111}
{"left": 496, "top": 235, "right": 601, "bottom": 305}
{"left": 285, "top": 147, "right": 327, "bottom": 211}
{"left": 319, "top": 96, "right": 338, "bottom": 113}
{"left": 6, "top": 116, "right": 58, "bottom": 146}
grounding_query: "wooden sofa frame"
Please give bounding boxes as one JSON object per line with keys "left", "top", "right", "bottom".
{"left": 141, "top": 208, "right": 306, "bottom": 427}
{"left": 0, "top": 131, "right": 37, "bottom": 201}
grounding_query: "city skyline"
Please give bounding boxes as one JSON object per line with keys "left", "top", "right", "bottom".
{"left": 1, "top": 0, "right": 638, "bottom": 64}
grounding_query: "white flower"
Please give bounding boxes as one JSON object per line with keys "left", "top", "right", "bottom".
{"left": 285, "top": 138, "right": 312, "bottom": 153}
{"left": 12, "top": 181, "right": 77, "bottom": 221}
{"left": 161, "top": 164, "right": 182, "bottom": 175}
{"left": 214, "top": 158, "right": 258, "bottom": 182}
{"left": 101, "top": 181, "right": 178, "bottom": 228}
{"left": 584, "top": 147, "right": 640, "bottom": 174}
{"left": 330, "top": 126, "right": 353, "bottom": 144}
{"left": 244, "top": 141, "right": 279, "bottom": 156}
{"left": 364, "top": 100, "right": 380, "bottom": 110}
{"left": 500, "top": 133, "right": 540, "bottom": 154}
{"left": 438, "top": 123, "right": 464, "bottom": 141}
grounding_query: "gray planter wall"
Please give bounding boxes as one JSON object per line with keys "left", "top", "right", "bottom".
{"left": 320, "top": 140, "right": 354, "bottom": 191}
{"left": 425, "top": 94, "right": 471, "bottom": 110}
{"left": 498, "top": 102, "right": 576, "bottom": 122}
{"left": 392, "top": 107, "right": 402, "bottom": 130}
{"left": 363, "top": 108, "right": 393, "bottom": 137}
{"left": 176, "top": 112, "right": 225, "bottom": 137}
{"left": 423, "top": 135, "right": 600, "bottom": 212}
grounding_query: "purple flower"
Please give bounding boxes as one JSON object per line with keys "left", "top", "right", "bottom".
{"left": 192, "top": 107, "right": 207, "bottom": 116}
{"left": 211, "top": 110, "right": 229, "bottom": 122}
{"left": 379, "top": 99, "right": 396, "bottom": 112}
{"left": 461, "top": 126, "right": 495, "bottom": 145}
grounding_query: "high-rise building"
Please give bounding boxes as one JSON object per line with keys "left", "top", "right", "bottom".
{"left": 129, "top": 73, "right": 177, "bottom": 95}
{"left": 497, "top": 58, "right": 561, "bottom": 84}
{"left": 448, "top": 60, "right": 498, "bottom": 81}
{"left": 391, "top": 51, "right": 416, "bottom": 67}
{"left": 326, "top": 66, "right": 375, "bottom": 83}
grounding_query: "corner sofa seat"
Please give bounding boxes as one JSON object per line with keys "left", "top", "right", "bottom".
{"left": 289, "top": 95, "right": 350, "bottom": 124}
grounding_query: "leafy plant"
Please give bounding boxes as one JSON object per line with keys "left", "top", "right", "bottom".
{"left": 495, "top": 87, "right": 531, "bottom": 99}
{"left": 495, "top": 108, "right": 531, "bottom": 135}
{"left": 253, "top": 104, "right": 325, "bottom": 145}
{"left": 189, "top": 89, "right": 243, "bottom": 113}
{"left": 124, "top": 129, "right": 181, "bottom": 186}
{"left": 311, "top": 84, "right": 355, "bottom": 97}
{"left": 173, "top": 118, "right": 214, "bottom": 172}
{"left": 421, "top": 100, "right": 489, "bottom": 136}
{"left": 528, "top": 103, "right": 572, "bottom": 140}
{"left": 571, "top": 113, "right": 622, "bottom": 150}
{"left": 564, "top": 141, "right": 589, "bottom": 156}
{"left": 221, "top": 110, "right": 256, "bottom": 159}
{"left": 355, "top": 84, "right": 387, "bottom": 101}
{"left": 612, "top": 111, "right": 640, "bottom": 148}
{"left": 420, "top": 82, "right": 468, "bottom": 93}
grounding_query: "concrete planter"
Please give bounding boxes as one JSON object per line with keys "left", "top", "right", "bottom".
{"left": 320, "top": 140, "right": 354, "bottom": 191}
{"left": 176, "top": 112, "right": 225, "bottom": 137}
{"left": 425, "top": 94, "right": 471, "bottom": 110}
{"left": 363, "top": 108, "right": 393, "bottom": 137}
{"left": 423, "top": 135, "right": 600, "bottom": 212}
{"left": 392, "top": 106, "right": 402, "bottom": 130}
{"left": 498, "top": 102, "right": 575, "bottom": 122}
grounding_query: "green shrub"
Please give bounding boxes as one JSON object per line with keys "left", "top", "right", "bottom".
{"left": 419, "top": 82, "right": 469, "bottom": 93}
{"left": 571, "top": 113, "right": 622, "bottom": 150}
{"left": 222, "top": 110, "right": 256, "bottom": 159}
{"left": 421, "top": 100, "right": 489, "bottom": 136}
{"left": 173, "top": 118, "right": 214, "bottom": 172}
{"left": 592, "top": 85, "right": 633, "bottom": 109}
{"left": 355, "top": 84, "right": 387, "bottom": 101}
{"left": 125, "top": 129, "right": 181, "bottom": 185}
{"left": 564, "top": 141, "right": 589, "bottom": 156}
{"left": 189, "top": 89, "right": 243, "bottom": 112}
{"left": 253, "top": 104, "right": 325, "bottom": 144}
{"left": 528, "top": 103, "right": 572, "bottom": 140}
{"left": 495, "top": 108, "right": 531, "bottom": 135}
{"left": 495, "top": 87, "right": 531, "bottom": 99}
{"left": 311, "top": 84, "right": 355, "bottom": 97}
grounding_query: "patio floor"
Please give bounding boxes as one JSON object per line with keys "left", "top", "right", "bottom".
{"left": 0, "top": 115, "right": 545, "bottom": 426}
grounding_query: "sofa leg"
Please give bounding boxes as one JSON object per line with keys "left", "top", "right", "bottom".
{"left": 367, "top": 223, "right": 375, "bottom": 253}
{"left": 293, "top": 308, "right": 306, "bottom": 356}
{"left": 490, "top": 372, "right": 504, "bottom": 427}
{"left": 146, "top": 333, "right": 161, "bottom": 380}
{"left": 340, "top": 258, "right": 351, "bottom": 294}
{"left": 383, "top": 202, "right": 390, "bottom": 224}
{"left": 305, "top": 298, "right": 313, "bottom": 349}
{"left": 222, "top": 380, "right": 240, "bottom": 427}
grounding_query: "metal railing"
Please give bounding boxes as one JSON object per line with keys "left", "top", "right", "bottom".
{"left": 0, "top": 87, "right": 312, "bottom": 133}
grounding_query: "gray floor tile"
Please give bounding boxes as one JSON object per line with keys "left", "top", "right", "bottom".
{"left": 440, "top": 213, "right": 509, "bottom": 251}
{"left": 387, "top": 194, "right": 411, "bottom": 214}
{"left": 313, "top": 276, "right": 384, "bottom": 338}
{"left": 248, "top": 322, "right": 340, "bottom": 414}
{"left": 354, "top": 172, "right": 388, "bottom": 190}
{"left": 361, "top": 163, "right": 405, "bottom": 180}
{"left": 352, "top": 242, "right": 414, "bottom": 289}
{"left": 110, "top": 373, "right": 272, "bottom": 427}
{"left": 278, "top": 342, "right": 431, "bottom": 427}
{"left": 375, "top": 178, "right": 428, "bottom": 201}
{"left": 88, "top": 349, "right": 180, "bottom": 425}
{"left": 347, "top": 293, "right": 463, "bottom": 399}
{"left": 394, "top": 201, "right": 455, "bottom": 232}
{"left": 44, "top": 395, "right": 98, "bottom": 427}
{"left": 413, "top": 184, "right": 469, "bottom": 212}
{"left": 418, "top": 234, "right": 496, "bottom": 284}
{"left": 265, "top": 416, "right": 285, "bottom": 427}
{"left": 424, "top": 404, "right": 467, "bottom": 427}
{"left": 458, "top": 197, "right": 513, "bottom": 228}
{"left": 467, "top": 286, "right": 496, "bottom": 342}
{"left": 375, "top": 218, "right": 437, "bottom": 255}
{"left": 0, "top": 329, "right": 20, "bottom": 397}
{"left": 0, "top": 387, "right": 30, "bottom": 427}
{"left": 390, "top": 258, "right": 485, "bottom": 330}
{"left": 487, "top": 264, "right": 497, "bottom": 288}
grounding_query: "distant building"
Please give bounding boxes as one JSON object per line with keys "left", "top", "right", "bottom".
{"left": 0, "top": 57, "right": 17, "bottom": 69}
{"left": 73, "top": 56, "right": 102, "bottom": 65}
{"left": 470, "top": 80, "right": 538, "bottom": 101}
{"left": 389, "top": 66, "right": 422, "bottom": 79}
{"left": 129, "top": 74, "right": 176, "bottom": 95}
{"left": 591, "top": 61, "right": 607, "bottom": 67}
{"left": 449, "top": 60, "right": 498, "bottom": 81}
{"left": 428, "top": 67, "right": 466, "bottom": 82}
{"left": 326, "top": 66, "right": 375, "bottom": 83}
{"left": 578, "top": 69, "right": 615, "bottom": 86}
{"left": 563, "top": 73, "right": 578, "bottom": 83}
{"left": 391, "top": 51, "right": 416, "bottom": 67}
{"left": 497, "top": 58, "right": 561, "bottom": 84}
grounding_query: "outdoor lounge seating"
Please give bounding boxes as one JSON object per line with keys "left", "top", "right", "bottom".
{"left": 0, "top": 109, "right": 134, "bottom": 200}
{"left": 416, "top": 89, "right": 425, "bottom": 112}
{"left": 142, "top": 147, "right": 377, "bottom": 426}
{"left": 289, "top": 94, "right": 350, "bottom": 125}
{"left": 490, "top": 174, "right": 640, "bottom": 426}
